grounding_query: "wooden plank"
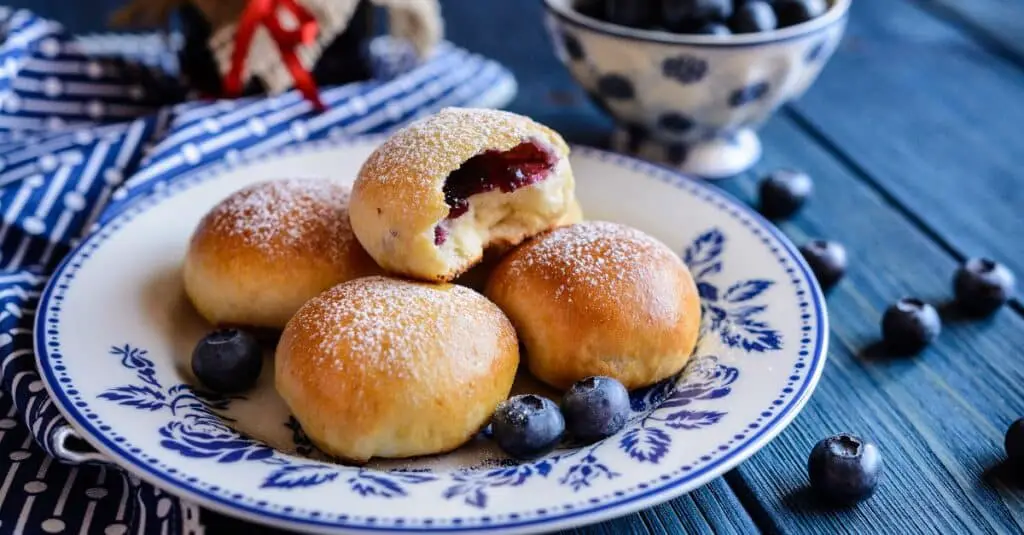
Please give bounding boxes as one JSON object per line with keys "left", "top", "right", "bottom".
{"left": 787, "top": 0, "right": 1024, "bottom": 289}
{"left": 917, "top": 0, "right": 1024, "bottom": 62}
{"left": 712, "top": 116, "right": 1024, "bottom": 534}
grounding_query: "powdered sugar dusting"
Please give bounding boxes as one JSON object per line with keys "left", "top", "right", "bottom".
{"left": 506, "top": 221, "right": 673, "bottom": 300}
{"left": 361, "top": 108, "right": 551, "bottom": 189}
{"left": 202, "top": 178, "right": 355, "bottom": 262}
{"left": 293, "top": 276, "right": 497, "bottom": 376}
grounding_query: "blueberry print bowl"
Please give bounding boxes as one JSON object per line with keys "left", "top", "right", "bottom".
{"left": 543, "top": 0, "right": 850, "bottom": 178}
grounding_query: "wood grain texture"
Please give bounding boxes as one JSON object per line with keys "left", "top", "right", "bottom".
{"left": 788, "top": 0, "right": 1024, "bottom": 294}
{"left": 915, "top": 0, "right": 1024, "bottom": 62}
{"left": 714, "top": 116, "right": 1024, "bottom": 534}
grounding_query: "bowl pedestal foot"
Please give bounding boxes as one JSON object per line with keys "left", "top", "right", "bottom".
{"left": 611, "top": 127, "right": 762, "bottom": 179}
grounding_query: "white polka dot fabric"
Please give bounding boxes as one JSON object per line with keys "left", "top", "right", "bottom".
{"left": 0, "top": 6, "right": 517, "bottom": 534}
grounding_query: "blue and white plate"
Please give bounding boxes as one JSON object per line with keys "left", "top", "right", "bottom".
{"left": 35, "top": 137, "right": 828, "bottom": 534}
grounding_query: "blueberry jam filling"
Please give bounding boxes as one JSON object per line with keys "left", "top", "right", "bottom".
{"left": 434, "top": 141, "right": 556, "bottom": 245}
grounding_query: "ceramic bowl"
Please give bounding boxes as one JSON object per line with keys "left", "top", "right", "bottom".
{"left": 542, "top": 0, "right": 851, "bottom": 178}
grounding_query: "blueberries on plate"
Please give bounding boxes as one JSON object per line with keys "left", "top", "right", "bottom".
{"left": 799, "top": 240, "right": 847, "bottom": 291}
{"left": 1006, "top": 418, "right": 1024, "bottom": 465}
{"left": 759, "top": 168, "right": 812, "bottom": 219}
{"left": 731, "top": 1, "right": 778, "bottom": 34}
{"left": 491, "top": 394, "right": 565, "bottom": 460}
{"left": 661, "top": 0, "right": 733, "bottom": 30}
{"left": 191, "top": 329, "right": 263, "bottom": 394}
{"left": 953, "top": 258, "right": 1016, "bottom": 316}
{"left": 808, "top": 433, "right": 882, "bottom": 505}
{"left": 881, "top": 298, "right": 942, "bottom": 355}
{"left": 775, "top": 0, "right": 829, "bottom": 28}
{"left": 562, "top": 376, "right": 631, "bottom": 443}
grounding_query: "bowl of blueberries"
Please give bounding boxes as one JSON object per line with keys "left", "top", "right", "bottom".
{"left": 543, "top": 0, "right": 851, "bottom": 178}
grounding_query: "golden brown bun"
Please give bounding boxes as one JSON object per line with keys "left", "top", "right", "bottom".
{"left": 276, "top": 276, "right": 519, "bottom": 462}
{"left": 183, "top": 179, "right": 380, "bottom": 330}
{"left": 485, "top": 221, "right": 701, "bottom": 391}
{"left": 349, "top": 107, "right": 577, "bottom": 282}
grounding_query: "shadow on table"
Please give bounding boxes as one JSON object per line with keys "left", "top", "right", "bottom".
{"left": 981, "top": 458, "right": 1024, "bottom": 492}
{"left": 782, "top": 486, "right": 859, "bottom": 514}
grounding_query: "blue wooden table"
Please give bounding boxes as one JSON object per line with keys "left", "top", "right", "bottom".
{"left": 7, "top": 0, "right": 1024, "bottom": 533}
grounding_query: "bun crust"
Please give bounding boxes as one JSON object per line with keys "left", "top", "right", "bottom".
{"left": 349, "top": 107, "right": 576, "bottom": 282}
{"left": 275, "top": 276, "right": 519, "bottom": 462}
{"left": 183, "top": 179, "right": 380, "bottom": 329}
{"left": 485, "top": 221, "right": 701, "bottom": 390}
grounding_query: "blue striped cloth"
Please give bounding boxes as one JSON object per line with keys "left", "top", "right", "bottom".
{"left": 0, "top": 7, "right": 516, "bottom": 533}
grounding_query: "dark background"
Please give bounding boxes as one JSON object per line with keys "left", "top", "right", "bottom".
{"left": 11, "top": 0, "right": 614, "bottom": 147}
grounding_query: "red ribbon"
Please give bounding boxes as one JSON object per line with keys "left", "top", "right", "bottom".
{"left": 225, "top": 0, "right": 326, "bottom": 111}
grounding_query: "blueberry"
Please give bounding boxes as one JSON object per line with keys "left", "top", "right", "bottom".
{"left": 604, "top": 0, "right": 654, "bottom": 28}
{"left": 491, "top": 394, "right": 565, "bottom": 460}
{"left": 774, "top": 0, "right": 828, "bottom": 27}
{"left": 799, "top": 240, "right": 847, "bottom": 291}
{"left": 575, "top": 0, "right": 606, "bottom": 20}
{"left": 808, "top": 433, "right": 882, "bottom": 504}
{"left": 694, "top": 22, "right": 731, "bottom": 35}
{"left": 1006, "top": 418, "right": 1024, "bottom": 465}
{"left": 561, "top": 376, "right": 630, "bottom": 443}
{"left": 661, "top": 0, "right": 732, "bottom": 30}
{"left": 731, "top": 1, "right": 778, "bottom": 33}
{"left": 953, "top": 258, "right": 1016, "bottom": 316}
{"left": 758, "top": 168, "right": 812, "bottom": 219}
{"left": 881, "top": 298, "right": 941, "bottom": 355}
{"left": 191, "top": 329, "right": 263, "bottom": 393}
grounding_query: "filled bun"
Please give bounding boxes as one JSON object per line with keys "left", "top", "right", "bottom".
{"left": 455, "top": 197, "right": 585, "bottom": 292}
{"left": 275, "top": 276, "right": 519, "bottom": 463}
{"left": 183, "top": 179, "right": 379, "bottom": 330}
{"left": 486, "top": 221, "right": 701, "bottom": 390}
{"left": 349, "top": 107, "right": 577, "bottom": 282}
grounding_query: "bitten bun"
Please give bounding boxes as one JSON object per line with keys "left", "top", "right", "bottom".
{"left": 455, "top": 198, "right": 585, "bottom": 292}
{"left": 275, "top": 276, "right": 519, "bottom": 462}
{"left": 349, "top": 107, "right": 577, "bottom": 282}
{"left": 485, "top": 221, "right": 701, "bottom": 390}
{"left": 183, "top": 179, "right": 380, "bottom": 329}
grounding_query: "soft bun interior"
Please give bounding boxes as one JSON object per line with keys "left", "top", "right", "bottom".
{"left": 431, "top": 140, "right": 573, "bottom": 271}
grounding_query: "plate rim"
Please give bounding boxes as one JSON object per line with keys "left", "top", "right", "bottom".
{"left": 34, "top": 135, "right": 829, "bottom": 534}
